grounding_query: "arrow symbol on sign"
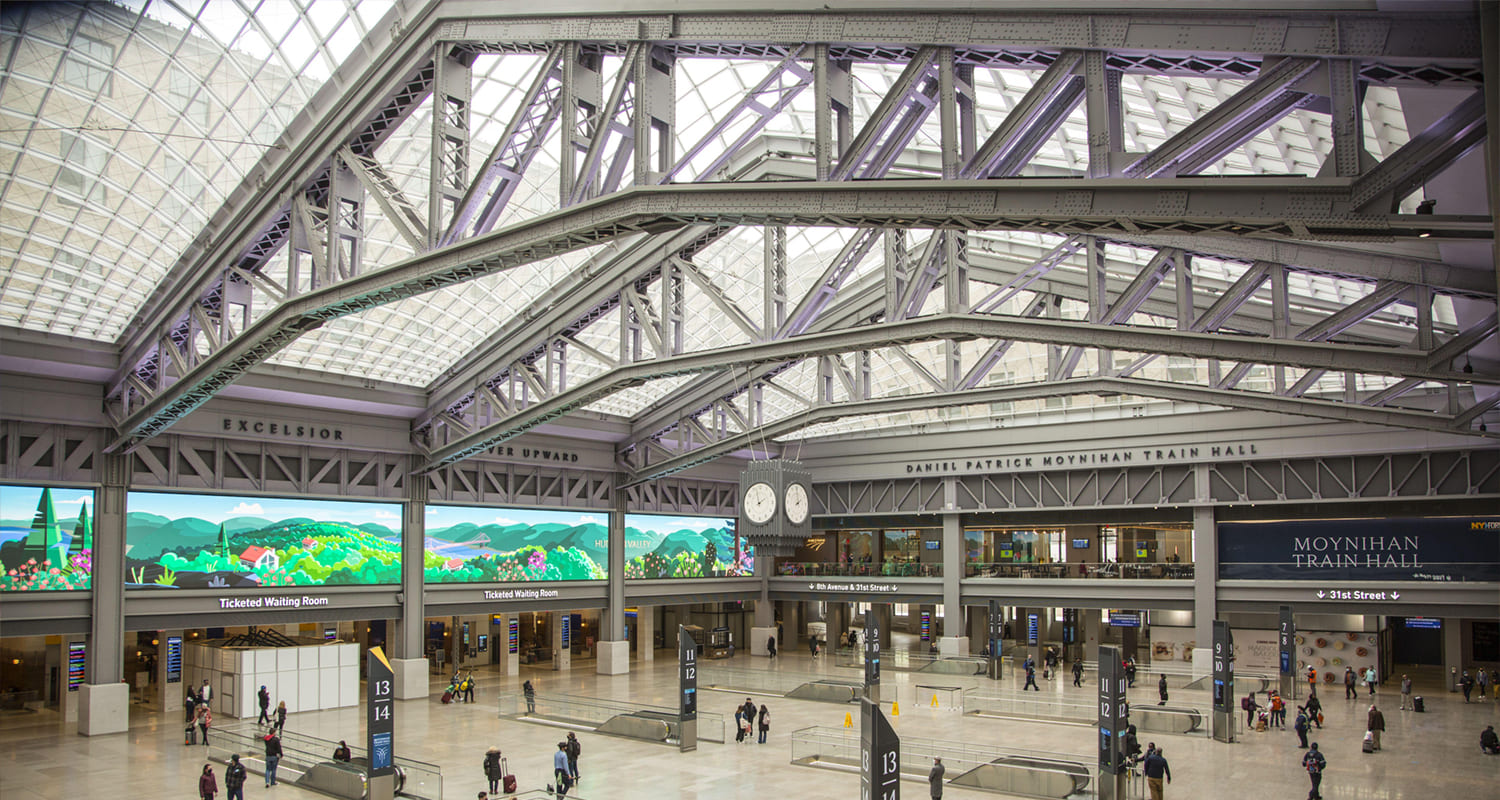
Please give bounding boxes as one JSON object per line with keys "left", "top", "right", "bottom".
{"left": 808, "top": 583, "right": 815, "bottom": 590}
{"left": 1316, "top": 591, "right": 1326, "bottom": 598}
{"left": 1391, "top": 591, "right": 1400, "bottom": 599}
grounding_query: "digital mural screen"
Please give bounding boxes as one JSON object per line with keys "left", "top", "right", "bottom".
{"left": 624, "top": 513, "right": 751, "bottom": 579}
{"left": 1, "top": 484, "right": 94, "bottom": 592}
{"left": 423, "top": 505, "right": 608, "bottom": 582}
{"left": 124, "top": 491, "right": 402, "bottom": 589}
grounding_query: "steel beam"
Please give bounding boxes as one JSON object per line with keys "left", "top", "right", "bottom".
{"left": 830, "top": 46, "right": 939, "bottom": 181}
{"left": 1350, "top": 91, "right": 1488, "bottom": 211}
{"left": 964, "top": 51, "right": 1084, "bottom": 180}
{"left": 1123, "top": 57, "right": 1320, "bottom": 178}
{"left": 105, "top": 178, "right": 1494, "bottom": 451}
{"left": 664, "top": 46, "right": 812, "bottom": 182}
{"left": 419, "top": 312, "right": 1488, "bottom": 472}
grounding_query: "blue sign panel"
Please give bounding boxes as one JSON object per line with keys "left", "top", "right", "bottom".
{"left": 1107, "top": 611, "right": 1141, "bottom": 628}
{"left": 165, "top": 636, "right": 183, "bottom": 684}
{"left": 371, "top": 732, "right": 392, "bottom": 770}
{"left": 1404, "top": 617, "right": 1442, "bottom": 629}
{"left": 1027, "top": 613, "right": 1039, "bottom": 645}
{"left": 1219, "top": 517, "right": 1500, "bottom": 581}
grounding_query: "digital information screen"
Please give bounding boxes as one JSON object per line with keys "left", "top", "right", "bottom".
{"left": 165, "top": 636, "right": 183, "bottom": 684}
{"left": 1027, "top": 613, "right": 1039, "bottom": 645}
{"left": 919, "top": 611, "right": 931, "bottom": 641}
{"left": 1107, "top": 611, "right": 1141, "bottom": 628}
{"left": 508, "top": 619, "right": 519, "bottom": 654}
{"left": 1405, "top": 617, "right": 1442, "bottom": 629}
{"left": 67, "top": 642, "right": 86, "bottom": 691}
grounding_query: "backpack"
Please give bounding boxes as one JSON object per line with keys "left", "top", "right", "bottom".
{"left": 1305, "top": 753, "right": 1324, "bottom": 774}
{"left": 1241, "top": 696, "right": 1252, "bottom": 711}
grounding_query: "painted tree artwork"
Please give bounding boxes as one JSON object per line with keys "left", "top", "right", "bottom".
{"left": 423, "top": 506, "right": 608, "bottom": 583}
{"left": 1, "top": 485, "right": 94, "bottom": 591}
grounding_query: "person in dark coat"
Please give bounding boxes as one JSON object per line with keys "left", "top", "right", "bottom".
{"left": 333, "top": 740, "right": 351, "bottom": 762}
{"left": 565, "top": 731, "right": 581, "bottom": 779}
{"left": 257, "top": 685, "right": 271, "bottom": 725}
{"left": 184, "top": 690, "right": 197, "bottom": 724}
{"left": 1122, "top": 724, "right": 1141, "bottom": 764}
{"left": 1462, "top": 670, "right": 1475, "bottom": 702}
{"left": 1072, "top": 660, "right": 1084, "bottom": 687}
{"left": 1481, "top": 725, "right": 1499, "bottom": 754}
{"left": 523, "top": 679, "right": 536, "bottom": 714}
{"left": 1366, "top": 705, "right": 1385, "bottom": 751}
{"left": 1302, "top": 742, "right": 1326, "bottom": 799}
{"left": 1294, "top": 707, "right": 1310, "bottom": 748}
{"left": 1305, "top": 692, "right": 1323, "bottom": 728}
{"left": 767, "top": 635, "right": 776, "bottom": 659}
{"left": 483, "top": 746, "right": 503, "bottom": 793}
{"left": 199, "top": 764, "right": 218, "bottom": 800}
{"left": 928, "top": 757, "right": 945, "bottom": 799}
{"left": 1023, "top": 663, "right": 1040, "bottom": 691}
{"left": 1141, "top": 746, "right": 1170, "bottom": 800}
{"left": 224, "top": 754, "right": 247, "bottom": 800}
{"left": 263, "top": 732, "right": 283, "bottom": 787}
{"left": 1158, "top": 674, "right": 1169, "bottom": 705}
{"left": 757, "top": 703, "right": 770, "bottom": 744}
{"left": 274, "top": 700, "right": 287, "bottom": 733}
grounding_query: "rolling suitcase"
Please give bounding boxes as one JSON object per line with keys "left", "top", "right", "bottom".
{"left": 1413, "top": 695, "right": 1425, "bottom": 712}
{"left": 441, "top": 689, "right": 454, "bottom": 704}
{"left": 502, "top": 757, "right": 517, "bottom": 793}
{"left": 1362, "top": 732, "right": 1376, "bottom": 753}
{"left": 185, "top": 724, "right": 197, "bottom": 746}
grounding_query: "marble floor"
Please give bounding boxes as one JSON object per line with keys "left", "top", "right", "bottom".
{"left": 1, "top": 649, "right": 1494, "bottom": 800}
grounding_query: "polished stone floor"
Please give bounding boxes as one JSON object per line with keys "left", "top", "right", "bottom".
{"left": 1, "top": 644, "right": 1494, "bottom": 800}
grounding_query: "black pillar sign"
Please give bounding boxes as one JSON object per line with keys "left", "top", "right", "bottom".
{"left": 861, "top": 696, "right": 900, "bottom": 800}
{"left": 679, "top": 626, "right": 697, "bottom": 721}
{"left": 1212, "top": 621, "right": 1234, "bottom": 713}
{"left": 1278, "top": 606, "right": 1294, "bottom": 676}
{"left": 1097, "top": 645, "right": 1127, "bottom": 775}
{"left": 864, "top": 608, "right": 881, "bottom": 690}
{"left": 366, "top": 646, "right": 395, "bottom": 778}
{"left": 988, "top": 600, "right": 1003, "bottom": 679}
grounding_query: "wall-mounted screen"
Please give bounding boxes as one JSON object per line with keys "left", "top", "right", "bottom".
{"left": 125, "top": 491, "right": 402, "bottom": 589}
{"left": 1, "top": 484, "right": 94, "bottom": 591}
{"left": 423, "top": 505, "right": 607, "bottom": 582}
{"left": 1072, "top": 539, "right": 1090, "bottom": 549}
{"left": 67, "top": 642, "right": 86, "bottom": 690}
{"left": 624, "top": 513, "right": 751, "bottom": 579}
{"left": 165, "top": 636, "right": 183, "bottom": 683}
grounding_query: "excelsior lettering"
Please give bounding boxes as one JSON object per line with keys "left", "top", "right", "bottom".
{"left": 224, "top": 417, "right": 343, "bottom": 441}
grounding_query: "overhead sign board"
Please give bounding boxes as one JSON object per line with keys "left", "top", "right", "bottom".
{"left": 1219, "top": 517, "right": 1500, "bottom": 581}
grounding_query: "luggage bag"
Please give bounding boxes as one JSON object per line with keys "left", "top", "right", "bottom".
{"left": 1362, "top": 733, "right": 1376, "bottom": 753}
{"left": 185, "top": 724, "right": 196, "bottom": 746}
{"left": 502, "top": 756, "right": 517, "bottom": 793}
{"left": 1413, "top": 695, "right": 1425, "bottom": 712}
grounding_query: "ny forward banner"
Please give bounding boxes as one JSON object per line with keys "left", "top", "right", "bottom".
{"left": 1218, "top": 517, "right": 1500, "bottom": 581}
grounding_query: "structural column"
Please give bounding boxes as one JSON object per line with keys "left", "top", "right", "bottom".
{"left": 597, "top": 495, "right": 629, "bottom": 674}
{"left": 938, "top": 514, "right": 969, "bottom": 657}
{"left": 1191, "top": 504, "right": 1218, "bottom": 678}
{"left": 80, "top": 454, "right": 128, "bottom": 735}
{"left": 750, "top": 547, "right": 776, "bottom": 655}
{"left": 156, "top": 628, "right": 184, "bottom": 715}
{"left": 552, "top": 611, "right": 572, "bottom": 672}
{"left": 390, "top": 478, "right": 428, "bottom": 700}
{"left": 636, "top": 606, "right": 655, "bottom": 662}
{"left": 495, "top": 614, "right": 519, "bottom": 676}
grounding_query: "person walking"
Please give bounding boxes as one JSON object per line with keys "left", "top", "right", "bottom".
{"left": 1141, "top": 746, "right": 1171, "bottom": 800}
{"left": 928, "top": 756, "right": 945, "bottom": 799}
{"left": 257, "top": 685, "right": 271, "bottom": 726}
{"left": 198, "top": 763, "right": 218, "bottom": 800}
{"left": 767, "top": 635, "right": 777, "bottom": 659}
{"left": 274, "top": 700, "right": 287, "bottom": 733}
{"left": 523, "top": 679, "right": 536, "bottom": 714}
{"left": 263, "top": 732, "right": 283, "bottom": 787}
{"left": 1366, "top": 705, "right": 1385, "bottom": 751}
{"left": 565, "top": 732, "right": 581, "bottom": 780}
{"left": 1072, "top": 659, "right": 1084, "bottom": 687}
{"left": 1125, "top": 655, "right": 1138, "bottom": 688}
{"left": 1478, "top": 667, "right": 1490, "bottom": 699}
{"left": 483, "top": 746, "right": 503, "bottom": 794}
{"left": 224, "top": 754, "right": 246, "bottom": 800}
{"left": 1294, "top": 707, "right": 1310, "bottom": 748}
{"left": 757, "top": 703, "right": 770, "bottom": 744}
{"left": 551, "top": 741, "right": 571, "bottom": 798}
{"left": 463, "top": 671, "right": 476, "bottom": 704}
{"left": 1462, "top": 670, "right": 1474, "bottom": 703}
{"left": 197, "top": 702, "right": 212, "bottom": 747}
{"left": 1023, "top": 663, "right": 1040, "bottom": 691}
{"left": 1242, "top": 692, "right": 1259, "bottom": 729}
{"left": 1305, "top": 692, "right": 1323, "bottom": 729}
{"left": 1302, "top": 742, "right": 1326, "bottom": 799}
{"left": 1364, "top": 666, "right": 1377, "bottom": 696}
{"left": 1158, "top": 674, "right": 1169, "bottom": 706}
{"left": 1399, "top": 674, "right": 1413, "bottom": 710}
{"left": 200, "top": 679, "right": 213, "bottom": 706}
{"left": 1344, "top": 667, "right": 1358, "bottom": 700}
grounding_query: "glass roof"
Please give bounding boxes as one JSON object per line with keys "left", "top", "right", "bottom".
{"left": 0, "top": 3, "right": 1435, "bottom": 446}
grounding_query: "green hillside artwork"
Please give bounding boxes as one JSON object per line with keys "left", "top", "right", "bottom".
{"left": 423, "top": 520, "right": 607, "bottom": 583}
{"left": 124, "top": 506, "right": 401, "bottom": 589}
{"left": 0, "top": 486, "right": 93, "bottom": 591}
{"left": 622, "top": 517, "right": 751, "bottom": 580}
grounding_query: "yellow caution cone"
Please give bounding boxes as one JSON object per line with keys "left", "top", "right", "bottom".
{"left": 931, "top": 694, "right": 939, "bottom": 708}
{"left": 891, "top": 701, "right": 900, "bottom": 717}
{"left": 843, "top": 712, "right": 853, "bottom": 728}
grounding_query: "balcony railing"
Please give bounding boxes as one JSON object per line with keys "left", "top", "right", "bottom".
{"left": 776, "top": 561, "right": 943, "bottom": 577}
{"left": 966, "top": 562, "right": 1195, "bottom": 579}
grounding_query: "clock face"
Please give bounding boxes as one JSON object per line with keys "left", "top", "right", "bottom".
{"left": 784, "top": 482, "right": 809, "bottom": 524}
{"left": 743, "top": 481, "right": 777, "bottom": 524}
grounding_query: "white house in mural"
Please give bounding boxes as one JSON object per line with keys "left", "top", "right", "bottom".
{"left": 238, "top": 546, "right": 279, "bottom": 572}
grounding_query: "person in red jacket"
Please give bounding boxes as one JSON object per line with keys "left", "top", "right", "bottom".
{"left": 198, "top": 764, "right": 218, "bottom": 800}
